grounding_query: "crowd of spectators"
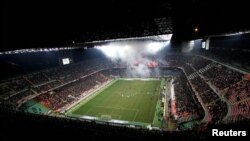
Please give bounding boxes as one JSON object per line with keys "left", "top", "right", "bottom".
{"left": 188, "top": 56, "right": 212, "bottom": 70}
{"left": 208, "top": 100, "right": 228, "bottom": 123}
{"left": 180, "top": 55, "right": 249, "bottom": 123}
{"left": 200, "top": 48, "right": 250, "bottom": 72}
{"left": 189, "top": 76, "right": 227, "bottom": 123}
{"left": 26, "top": 72, "right": 49, "bottom": 86}
{"left": 172, "top": 72, "right": 204, "bottom": 123}
{"left": 8, "top": 90, "right": 34, "bottom": 105}
{"left": 202, "top": 64, "right": 243, "bottom": 89}
{"left": 35, "top": 80, "right": 63, "bottom": 93}
{"left": 225, "top": 80, "right": 250, "bottom": 121}
{"left": 182, "top": 64, "right": 195, "bottom": 76}
{"left": 225, "top": 80, "right": 250, "bottom": 104}
{"left": 0, "top": 55, "right": 206, "bottom": 101}
{"left": 162, "top": 55, "right": 193, "bottom": 67}
{"left": 0, "top": 76, "right": 30, "bottom": 97}
{"left": 35, "top": 72, "right": 109, "bottom": 110}
{"left": 0, "top": 58, "right": 114, "bottom": 102}
{"left": 231, "top": 100, "right": 250, "bottom": 121}
{"left": 0, "top": 54, "right": 248, "bottom": 125}
{"left": 189, "top": 76, "right": 210, "bottom": 94}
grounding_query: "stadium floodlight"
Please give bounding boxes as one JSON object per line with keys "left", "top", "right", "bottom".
{"left": 0, "top": 46, "right": 81, "bottom": 55}
{"left": 146, "top": 42, "right": 165, "bottom": 54}
{"left": 97, "top": 45, "right": 118, "bottom": 58}
{"left": 189, "top": 40, "right": 194, "bottom": 46}
{"left": 157, "top": 34, "right": 172, "bottom": 41}
{"left": 237, "top": 32, "right": 243, "bottom": 35}
{"left": 97, "top": 44, "right": 130, "bottom": 59}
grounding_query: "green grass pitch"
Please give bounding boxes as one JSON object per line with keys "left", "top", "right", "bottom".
{"left": 69, "top": 79, "right": 161, "bottom": 123}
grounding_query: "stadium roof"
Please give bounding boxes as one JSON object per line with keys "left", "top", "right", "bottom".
{"left": 2, "top": 0, "right": 250, "bottom": 51}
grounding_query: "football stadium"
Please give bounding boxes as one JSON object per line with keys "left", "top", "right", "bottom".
{"left": 1, "top": 0, "right": 250, "bottom": 140}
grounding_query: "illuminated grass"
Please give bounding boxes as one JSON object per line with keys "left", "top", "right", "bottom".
{"left": 69, "top": 80, "right": 161, "bottom": 123}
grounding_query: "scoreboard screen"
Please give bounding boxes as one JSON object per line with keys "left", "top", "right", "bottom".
{"left": 202, "top": 41, "right": 206, "bottom": 49}
{"left": 62, "top": 58, "right": 70, "bottom": 65}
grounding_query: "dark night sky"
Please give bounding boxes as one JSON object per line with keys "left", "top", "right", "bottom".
{"left": 2, "top": 0, "right": 250, "bottom": 51}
